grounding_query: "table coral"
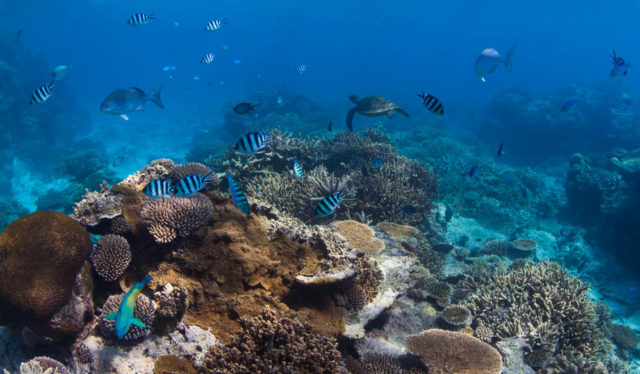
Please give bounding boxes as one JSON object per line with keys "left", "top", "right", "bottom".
{"left": 334, "top": 220, "right": 385, "bottom": 254}
{"left": 376, "top": 221, "right": 419, "bottom": 240}
{"left": 90, "top": 234, "right": 131, "bottom": 282}
{"left": 140, "top": 193, "right": 213, "bottom": 243}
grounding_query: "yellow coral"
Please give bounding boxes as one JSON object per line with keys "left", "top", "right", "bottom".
{"left": 334, "top": 220, "right": 385, "bottom": 254}
{"left": 376, "top": 222, "right": 419, "bottom": 239}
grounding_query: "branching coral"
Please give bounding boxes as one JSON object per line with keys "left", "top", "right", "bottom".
{"left": 19, "top": 356, "right": 71, "bottom": 374}
{"left": 140, "top": 193, "right": 213, "bottom": 243}
{"left": 90, "top": 234, "right": 131, "bottom": 282}
{"left": 334, "top": 220, "right": 385, "bottom": 254}
{"left": 99, "top": 292, "right": 156, "bottom": 341}
{"left": 204, "top": 308, "right": 341, "bottom": 373}
{"left": 405, "top": 329, "right": 503, "bottom": 374}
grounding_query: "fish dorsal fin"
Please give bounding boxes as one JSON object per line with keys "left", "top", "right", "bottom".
{"left": 129, "top": 87, "right": 146, "bottom": 95}
{"left": 348, "top": 95, "right": 360, "bottom": 104}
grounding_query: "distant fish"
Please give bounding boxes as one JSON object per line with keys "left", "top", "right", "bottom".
{"left": 295, "top": 64, "right": 307, "bottom": 74}
{"left": 227, "top": 172, "right": 250, "bottom": 216}
{"left": 497, "top": 142, "right": 505, "bottom": 157}
{"left": 103, "top": 275, "right": 152, "bottom": 339}
{"left": 611, "top": 49, "right": 630, "bottom": 77}
{"left": 370, "top": 158, "right": 385, "bottom": 168}
{"left": 100, "top": 84, "right": 164, "bottom": 120}
{"left": 205, "top": 19, "right": 228, "bottom": 31}
{"left": 29, "top": 81, "right": 55, "bottom": 105}
{"left": 315, "top": 192, "right": 344, "bottom": 217}
{"left": 16, "top": 29, "right": 23, "bottom": 38}
{"left": 143, "top": 178, "right": 173, "bottom": 199}
{"left": 276, "top": 95, "right": 285, "bottom": 106}
{"left": 417, "top": 90, "right": 444, "bottom": 115}
{"left": 328, "top": 121, "right": 333, "bottom": 132}
{"left": 462, "top": 165, "right": 483, "bottom": 181}
{"left": 293, "top": 158, "right": 303, "bottom": 179}
{"left": 52, "top": 65, "right": 70, "bottom": 81}
{"left": 201, "top": 53, "right": 215, "bottom": 64}
{"left": 193, "top": 76, "right": 200, "bottom": 81}
{"left": 474, "top": 43, "right": 516, "bottom": 82}
{"left": 112, "top": 155, "right": 124, "bottom": 167}
{"left": 162, "top": 66, "right": 176, "bottom": 72}
{"left": 174, "top": 172, "right": 217, "bottom": 197}
{"left": 222, "top": 45, "right": 229, "bottom": 51}
{"left": 233, "top": 102, "right": 258, "bottom": 115}
{"left": 561, "top": 99, "right": 577, "bottom": 112}
{"left": 127, "top": 13, "right": 155, "bottom": 26}
{"left": 234, "top": 132, "right": 271, "bottom": 154}
{"left": 233, "top": 59, "right": 242, "bottom": 65}
{"left": 444, "top": 203, "right": 454, "bottom": 222}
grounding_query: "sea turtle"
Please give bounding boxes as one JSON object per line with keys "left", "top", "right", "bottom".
{"left": 346, "top": 95, "right": 409, "bottom": 131}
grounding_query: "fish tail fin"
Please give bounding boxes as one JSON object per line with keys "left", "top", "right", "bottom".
{"left": 504, "top": 43, "right": 517, "bottom": 72}
{"left": 346, "top": 108, "right": 356, "bottom": 132}
{"left": 417, "top": 89, "right": 425, "bottom": 99}
{"left": 149, "top": 84, "right": 164, "bottom": 109}
{"left": 48, "top": 80, "right": 55, "bottom": 89}
{"left": 203, "top": 170, "right": 217, "bottom": 183}
{"left": 104, "top": 312, "right": 117, "bottom": 321}
{"left": 131, "top": 317, "right": 147, "bottom": 328}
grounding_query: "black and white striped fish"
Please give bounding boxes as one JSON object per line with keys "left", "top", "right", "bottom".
{"left": 417, "top": 90, "right": 444, "bottom": 115}
{"left": 315, "top": 192, "right": 344, "bottom": 217}
{"left": 204, "top": 19, "right": 228, "bottom": 31}
{"left": 127, "top": 13, "right": 155, "bottom": 26}
{"left": 143, "top": 178, "right": 173, "bottom": 199}
{"left": 29, "top": 81, "right": 55, "bottom": 105}
{"left": 234, "top": 132, "right": 271, "bottom": 155}
{"left": 293, "top": 158, "right": 303, "bottom": 179}
{"left": 295, "top": 64, "right": 307, "bottom": 74}
{"left": 174, "top": 171, "right": 216, "bottom": 197}
{"left": 200, "top": 53, "right": 215, "bottom": 64}
{"left": 227, "top": 172, "right": 250, "bottom": 216}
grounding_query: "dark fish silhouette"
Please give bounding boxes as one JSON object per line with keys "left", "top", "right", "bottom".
{"left": 417, "top": 90, "right": 444, "bottom": 115}
{"left": 328, "top": 121, "right": 332, "bottom": 132}
{"left": 561, "top": 99, "right": 577, "bottom": 112}
{"left": 16, "top": 29, "right": 23, "bottom": 38}
{"left": 233, "top": 102, "right": 258, "bottom": 115}
{"left": 497, "top": 142, "right": 505, "bottom": 157}
{"left": 463, "top": 165, "right": 483, "bottom": 181}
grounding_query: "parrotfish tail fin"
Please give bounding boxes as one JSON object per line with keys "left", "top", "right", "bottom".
{"left": 396, "top": 108, "right": 410, "bottom": 118}
{"left": 135, "top": 275, "right": 152, "bottom": 290}
{"left": 104, "top": 312, "right": 117, "bottom": 321}
{"left": 131, "top": 317, "right": 147, "bottom": 328}
{"left": 346, "top": 108, "right": 356, "bottom": 132}
{"left": 348, "top": 95, "right": 360, "bottom": 104}
{"left": 504, "top": 43, "right": 517, "bottom": 72}
{"left": 149, "top": 84, "right": 164, "bottom": 109}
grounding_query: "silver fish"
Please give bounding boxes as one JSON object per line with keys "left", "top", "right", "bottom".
{"left": 474, "top": 44, "right": 516, "bottom": 82}
{"left": 100, "top": 85, "right": 164, "bottom": 120}
{"left": 52, "top": 65, "right": 70, "bottom": 81}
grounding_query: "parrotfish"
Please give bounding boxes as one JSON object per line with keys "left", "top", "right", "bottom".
{"left": 104, "top": 275, "right": 152, "bottom": 339}
{"left": 100, "top": 85, "right": 164, "bottom": 120}
{"left": 474, "top": 43, "right": 516, "bottom": 82}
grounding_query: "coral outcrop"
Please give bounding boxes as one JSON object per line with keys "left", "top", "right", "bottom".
{"left": 99, "top": 292, "right": 156, "bottom": 341}
{"left": 90, "top": 234, "right": 131, "bottom": 282}
{"left": 441, "top": 304, "right": 472, "bottom": 327}
{"left": 72, "top": 182, "right": 123, "bottom": 229}
{"left": 18, "top": 356, "right": 71, "bottom": 374}
{"left": 608, "top": 323, "right": 638, "bottom": 350}
{"left": 376, "top": 222, "right": 419, "bottom": 240}
{"left": 334, "top": 220, "right": 385, "bottom": 254}
{"left": 140, "top": 193, "right": 213, "bottom": 243}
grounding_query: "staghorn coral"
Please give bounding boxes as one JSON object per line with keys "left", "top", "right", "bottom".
{"left": 608, "top": 323, "right": 638, "bottom": 350}
{"left": 204, "top": 308, "right": 341, "bottom": 373}
{"left": 405, "top": 329, "right": 503, "bottom": 374}
{"left": 19, "top": 356, "right": 71, "bottom": 374}
{"left": 539, "top": 353, "right": 608, "bottom": 374}
{"left": 90, "top": 234, "right": 131, "bottom": 282}
{"left": 361, "top": 353, "right": 403, "bottom": 373}
{"left": 334, "top": 220, "right": 385, "bottom": 254}
{"left": 72, "top": 182, "right": 123, "bottom": 227}
{"left": 140, "top": 193, "right": 213, "bottom": 243}
{"left": 99, "top": 292, "right": 156, "bottom": 341}
{"left": 441, "top": 305, "right": 472, "bottom": 327}
{"left": 376, "top": 222, "right": 419, "bottom": 240}
{"left": 466, "top": 261, "right": 604, "bottom": 362}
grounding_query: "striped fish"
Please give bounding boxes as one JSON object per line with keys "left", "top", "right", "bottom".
{"left": 315, "top": 192, "right": 344, "bottom": 217}
{"left": 127, "top": 13, "right": 155, "bottom": 26}
{"left": 295, "top": 64, "right": 307, "bottom": 74}
{"left": 201, "top": 53, "right": 215, "bottom": 64}
{"left": 29, "top": 81, "right": 54, "bottom": 105}
{"left": 143, "top": 178, "right": 173, "bottom": 199}
{"left": 204, "top": 19, "right": 228, "bottom": 31}
{"left": 293, "top": 158, "right": 303, "bottom": 179}
{"left": 417, "top": 90, "right": 444, "bottom": 115}
{"left": 226, "top": 172, "right": 250, "bottom": 216}
{"left": 174, "top": 171, "right": 216, "bottom": 197}
{"left": 234, "top": 132, "right": 271, "bottom": 155}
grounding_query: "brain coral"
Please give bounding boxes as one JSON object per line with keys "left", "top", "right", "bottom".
{"left": 441, "top": 304, "right": 472, "bottom": 327}
{"left": 406, "top": 329, "right": 503, "bottom": 374}
{"left": 99, "top": 292, "right": 156, "bottom": 341}
{"left": 140, "top": 193, "right": 213, "bottom": 243}
{"left": 204, "top": 308, "right": 341, "bottom": 373}
{"left": 334, "top": 220, "right": 385, "bottom": 254}
{"left": 90, "top": 234, "right": 131, "bottom": 282}
{"left": 0, "top": 211, "right": 91, "bottom": 319}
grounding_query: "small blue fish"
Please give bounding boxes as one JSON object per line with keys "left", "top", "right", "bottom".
{"left": 497, "top": 142, "right": 505, "bottom": 157}
{"left": 295, "top": 64, "right": 307, "bottom": 74}
{"left": 370, "top": 158, "right": 385, "bottom": 168}
{"left": 143, "top": 178, "right": 173, "bottom": 199}
{"left": 293, "top": 158, "right": 303, "bottom": 179}
{"left": 315, "top": 192, "right": 344, "bottom": 217}
{"left": 233, "top": 59, "right": 242, "bottom": 65}
{"left": 227, "top": 172, "right": 250, "bottom": 216}
{"left": 174, "top": 172, "right": 216, "bottom": 197}
{"left": 234, "top": 132, "right": 271, "bottom": 154}
{"left": 103, "top": 275, "right": 152, "bottom": 339}
{"left": 463, "top": 165, "right": 483, "bottom": 181}
{"left": 201, "top": 53, "right": 215, "bottom": 64}
{"left": 561, "top": 99, "right": 577, "bottom": 112}
{"left": 611, "top": 49, "right": 630, "bottom": 77}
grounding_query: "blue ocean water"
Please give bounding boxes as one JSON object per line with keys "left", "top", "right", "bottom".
{"left": 2, "top": 0, "right": 640, "bottom": 372}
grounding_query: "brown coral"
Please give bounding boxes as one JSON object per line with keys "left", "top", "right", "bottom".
{"left": 108, "top": 215, "right": 131, "bottom": 236}
{"left": 72, "top": 182, "right": 123, "bottom": 227}
{"left": 335, "top": 220, "right": 385, "bottom": 254}
{"left": 99, "top": 292, "right": 156, "bottom": 341}
{"left": 204, "top": 308, "right": 341, "bottom": 374}
{"left": 140, "top": 193, "right": 213, "bottom": 243}
{"left": 376, "top": 221, "right": 419, "bottom": 239}
{"left": 90, "top": 234, "right": 131, "bottom": 282}
{"left": 405, "top": 329, "right": 503, "bottom": 374}
{"left": 441, "top": 304, "right": 472, "bottom": 326}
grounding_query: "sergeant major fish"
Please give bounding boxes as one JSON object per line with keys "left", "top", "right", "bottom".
{"left": 143, "top": 178, "right": 173, "bottom": 199}
{"left": 234, "top": 132, "right": 271, "bottom": 154}
{"left": 474, "top": 43, "right": 516, "bottom": 82}
{"left": 295, "top": 64, "right": 307, "bottom": 74}
{"left": 610, "top": 49, "right": 630, "bottom": 78}
{"left": 316, "top": 192, "right": 344, "bottom": 217}
{"left": 227, "top": 172, "right": 250, "bottom": 216}
{"left": 128, "top": 13, "right": 155, "bottom": 26}
{"left": 205, "top": 19, "right": 228, "bottom": 31}
{"left": 201, "top": 53, "right": 215, "bottom": 64}
{"left": 103, "top": 275, "right": 152, "bottom": 339}
{"left": 100, "top": 84, "right": 164, "bottom": 120}
{"left": 293, "top": 158, "right": 303, "bottom": 178}
{"left": 417, "top": 90, "right": 444, "bottom": 115}
{"left": 29, "top": 81, "right": 55, "bottom": 105}
{"left": 174, "top": 172, "right": 217, "bottom": 197}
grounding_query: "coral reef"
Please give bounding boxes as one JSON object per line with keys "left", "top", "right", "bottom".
{"left": 140, "top": 193, "right": 213, "bottom": 243}
{"left": 204, "top": 308, "right": 341, "bottom": 373}
{"left": 72, "top": 182, "right": 123, "bottom": 229}
{"left": 607, "top": 323, "right": 638, "bottom": 350}
{"left": 376, "top": 222, "right": 419, "bottom": 240}
{"left": 405, "top": 329, "right": 503, "bottom": 374}
{"left": 440, "top": 305, "right": 472, "bottom": 327}
{"left": 18, "top": 356, "right": 71, "bottom": 374}
{"left": 99, "top": 292, "right": 156, "bottom": 341}
{"left": 90, "top": 234, "right": 131, "bottom": 282}
{"left": 334, "top": 220, "right": 385, "bottom": 254}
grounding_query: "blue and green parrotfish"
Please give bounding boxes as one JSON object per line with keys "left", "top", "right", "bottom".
{"left": 104, "top": 275, "right": 152, "bottom": 339}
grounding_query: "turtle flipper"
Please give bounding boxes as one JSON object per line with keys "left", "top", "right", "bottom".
{"left": 346, "top": 108, "right": 356, "bottom": 132}
{"left": 348, "top": 95, "right": 360, "bottom": 104}
{"left": 396, "top": 108, "right": 410, "bottom": 118}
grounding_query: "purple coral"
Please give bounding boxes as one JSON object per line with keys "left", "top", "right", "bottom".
{"left": 140, "top": 193, "right": 213, "bottom": 243}
{"left": 90, "top": 234, "right": 131, "bottom": 282}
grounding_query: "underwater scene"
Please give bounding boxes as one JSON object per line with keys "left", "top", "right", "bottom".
{"left": 1, "top": 0, "right": 640, "bottom": 373}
